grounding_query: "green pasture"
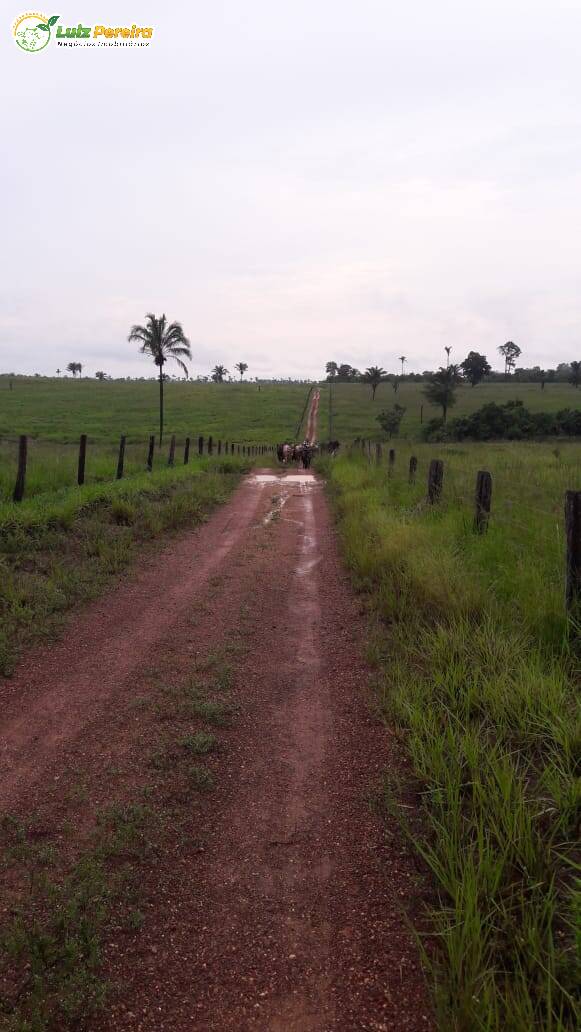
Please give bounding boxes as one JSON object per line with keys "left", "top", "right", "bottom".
{"left": 328, "top": 379, "right": 581, "bottom": 441}
{"left": 0, "top": 377, "right": 316, "bottom": 444}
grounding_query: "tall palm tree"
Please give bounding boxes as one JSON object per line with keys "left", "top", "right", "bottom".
{"left": 129, "top": 313, "right": 191, "bottom": 443}
{"left": 66, "top": 362, "right": 78, "bottom": 378}
{"left": 363, "top": 366, "right": 387, "bottom": 401}
{"left": 56, "top": 368, "right": 61, "bottom": 376}
{"left": 212, "top": 364, "right": 229, "bottom": 383}
{"left": 399, "top": 356, "right": 406, "bottom": 376}
{"left": 444, "top": 346, "right": 452, "bottom": 368}
{"left": 235, "top": 362, "right": 248, "bottom": 381}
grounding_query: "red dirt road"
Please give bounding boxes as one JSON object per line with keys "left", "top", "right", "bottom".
{"left": 0, "top": 465, "right": 432, "bottom": 1027}
{"left": 306, "top": 389, "right": 320, "bottom": 444}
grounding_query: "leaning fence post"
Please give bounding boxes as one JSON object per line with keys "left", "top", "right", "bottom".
{"left": 78, "top": 434, "right": 87, "bottom": 486}
{"left": 168, "top": 434, "right": 176, "bottom": 467}
{"left": 409, "top": 455, "right": 417, "bottom": 484}
{"left": 184, "top": 437, "right": 190, "bottom": 464}
{"left": 147, "top": 435, "right": 155, "bottom": 471}
{"left": 13, "top": 435, "right": 27, "bottom": 503}
{"left": 116, "top": 435, "right": 126, "bottom": 480}
{"left": 198, "top": 435, "right": 204, "bottom": 456}
{"left": 474, "top": 471, "right": 492, "bottom": 534}
{"left": 427, "top": 459, "right": 444, "bottom": 503}
{"left": 565, "top": 490, "right": 581, "bottom": 611}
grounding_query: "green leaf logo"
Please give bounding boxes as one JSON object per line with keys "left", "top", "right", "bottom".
{"left": 36, "top": 22, "right": 49, "bottom": 30}
{"left": 48, "top": 15, "right": 59, "bottom": 25}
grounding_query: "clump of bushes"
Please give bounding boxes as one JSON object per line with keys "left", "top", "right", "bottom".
{"left": 424, "top": 400, "right": 581, "bottom": 441}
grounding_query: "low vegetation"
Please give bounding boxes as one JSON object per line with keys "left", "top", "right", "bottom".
{"left": 424, "top": 400, "right": 581, "bottom": 442}
{"left": 0, "top": 460, "right": 249, "bottom": 675}
{"left": 319, "top": 443, "right": 580, "bottom": 1029}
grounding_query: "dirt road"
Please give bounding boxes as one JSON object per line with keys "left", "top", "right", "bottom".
{"left": 306, "top": 389, "right": 320, "bottom": 444}
{"left": 0, "top": 400, "right": 431, "bottom": 1030}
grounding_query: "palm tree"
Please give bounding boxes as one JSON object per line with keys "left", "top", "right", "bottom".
{"left": 56, "top": 368, "right": 61, "bottom": 377}
{"left": 95, "top": 371, "right": 107, "bottom": 381}
{"left": 211, "top": 365, "right": 229, "bottom": 383}
{"left": 235, "top": 362, "right": 248, "bottom": 381}
{"left": 423, "top": 364, "right": 463, "bottom": 422}
{"left": 363, "top": 366, "right": 387, "bottom": 401}
{"left": 399, "top": 356, "right": 406, "bottom": 377}
{"left": 444, "top": 346, "right": 452, "bottom": 368}
{"left": 66, "top": 362, "right": 78, "bottom": 378}
{"left": 129, "top": 313, "right": 191, "bottom": 443}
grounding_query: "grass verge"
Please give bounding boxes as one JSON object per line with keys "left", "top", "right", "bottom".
{"left": 320, "top": 447, "right": 580, "bottom": 1030}
{"left": 0, "top": 460, "right": 248, "bottom": 675}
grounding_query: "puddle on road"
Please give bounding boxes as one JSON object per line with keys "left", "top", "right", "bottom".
{"left": 249, "top": 473, "right": 318, "bottom": 486}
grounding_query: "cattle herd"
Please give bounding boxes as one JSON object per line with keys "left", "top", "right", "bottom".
{"left": 276, "top": 440, "right": 340, "bottom": 468}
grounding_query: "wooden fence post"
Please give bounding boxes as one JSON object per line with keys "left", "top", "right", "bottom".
{"left": 388, "top": 449, "right": 396, "bottom": 475}
{"left": 78, "top": 434, "right": 87, "bottom": 486}
{"left": 168, "top": 434, "right": 176, "bottom": 467}
{"left": 375, "top": 442, "right": 382, "bottom": 464}
{"left": 147, "top": 435, "right": 155, "bottom": 471}
{"left": 116, "top": 435, "right": 126, "bottom": 480}
{"left": 13, "top": 435, "right": 27, "bottom": 503}
{"left": 198, "top": 435, "right": 204, "bottom": 456}
{"left": 420, "top": 405, "right": 424, "bottom": 424}
{"left": 565, "top": 490, "right": 581, "bottom": 611}
{"left": 217, "top": 440, "right": 222, "bottom": 456}
{"left": 409, "top": 455, "right": 417, "bottom": 484}
{"left": 224, "top": 442, "right": 229, "bottom": 455}
{"left": 474, "top": 470, "right": 492, "bottom": 534}
{"left": 184, "top": 437, "right": 190, "bottom": 464}
{"left": 427, "top": 459, "right": 444, "bottom": 503}
{"left": 208, "top": 435, "right": 213, "bottom": 456}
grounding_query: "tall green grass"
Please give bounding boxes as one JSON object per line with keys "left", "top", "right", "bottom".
{"left": 321, "top": 443, "right": 580, "bottom": 1030}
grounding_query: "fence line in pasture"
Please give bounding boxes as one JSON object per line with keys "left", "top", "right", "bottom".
{"left": 7, "top": 434, "right": 276, "bottom": 505}
{"left": 352, "top": 438, "right": 581, "bottom": 616}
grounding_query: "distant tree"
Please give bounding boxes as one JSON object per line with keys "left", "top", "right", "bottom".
{"left": 56, "top": 368, "right": 61, "bottom": 376}
{"left": 423, "top": 365, "right": 463, "bottom": 422}
{"left": 460, "top": 351, "right": 491, "bottom": 386}
{"left": 498, "top": 341, "right": 522, "bottom": 377}
{"left": 325, "top": 361, "right": 338, "bottom": 379}
{"left": 66, "top": 362, "right": 79, "bottom": 378}
{"left": 445, "top": 346, "right": 452, "bottom": 368}
{"left": 78, "top": 363, "right": 83, "bottom": 378}
{"left": 129, "top": 312, "right": 191, "bottom": 444}
{"left": 95, "top": 371, "right": 108, "bottom": 381}
{"left": 363, "top": 366, "right": 387, "bottom": 401}
{"left": 211, "top": 364, "right": 229, "bottom": 383}
{"left": 377, "top": 403, "right": 406, "bottom": 438}
{"left": 399, "top": 356, "right": 406, "bottom": 376}
{"left": 337, "top": 363, "right": 358, "bottom": 381}
{"left": 391, "top": 375, "right": 400, "bottom": 394}
{"left": 569, "top": 360, "right": 581, "bottom": 388}
{"left": 235, "top": 362, "right": 248, "bottom": 381}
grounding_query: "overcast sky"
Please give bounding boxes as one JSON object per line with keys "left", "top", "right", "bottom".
{"left": 3, "top": 0, "right": 581, "bottom": 379}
